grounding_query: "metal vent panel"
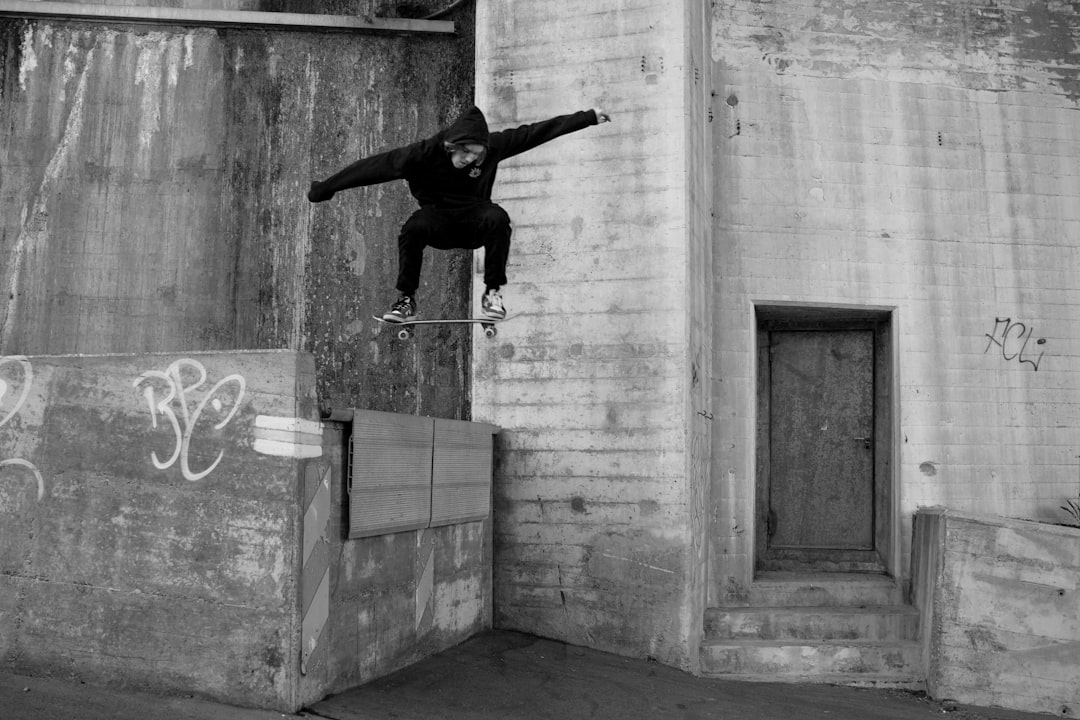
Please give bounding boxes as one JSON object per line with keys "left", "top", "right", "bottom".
{"left": 349, "top": 411, "right": 433, "bottom": 538}
{"left": 431, "top": 419, "right": 492, "bottom": 526}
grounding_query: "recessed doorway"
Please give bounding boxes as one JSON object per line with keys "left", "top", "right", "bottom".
{"left": 755, "top": 305, "right": 896, "bottom": 574}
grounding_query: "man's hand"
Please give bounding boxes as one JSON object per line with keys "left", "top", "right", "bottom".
{"left": 307, "top": 180, "right": 335, "bottom": 203}
{"left": 593, "top": 108, "right": 611, "bottom": 123}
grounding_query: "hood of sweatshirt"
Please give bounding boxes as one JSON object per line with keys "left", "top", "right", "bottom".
{"left": 442, "top": 106, "right": 490, "bottom": 148}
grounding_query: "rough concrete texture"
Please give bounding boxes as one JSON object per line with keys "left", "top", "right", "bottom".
{"left": 0, "top": 351, "right": 493, "bottom": 711}
{"left": 299, "top": 422, "right": 492, "bottom": 708}
{"left": 0, "top": 351, "right": 319, "bottom": 710}
{"left": 708, "top": 0, "right": 1080, "bottom": 606}
{"left": 919, "top": 510, "right": 1080, "bottom": 716}
{"left": 472, "top": 0, "right": 709, "bottom": 672}
{"left": 0, "top": 2, "right": 474, "bottom": 417}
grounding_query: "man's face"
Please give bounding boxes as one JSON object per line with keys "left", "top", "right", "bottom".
{"left": 450, "top": 143, "right": 485, "bottom": 169}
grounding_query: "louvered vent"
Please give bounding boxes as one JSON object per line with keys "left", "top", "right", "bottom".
{"left": 349, "top": 411, "right": 433, "bottom": 538}
{"left": 348, "top": 411, "right": 496, "bottom": 539}
{"left": 431, "top": 418, "right": 493, "bottom": 527}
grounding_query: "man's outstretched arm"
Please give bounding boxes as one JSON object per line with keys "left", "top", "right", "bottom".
{"left": 492, "top": 107, "right": 611, "bottom": 161}
{"left": 307, "top": 141, "right": 423, "bottom": 203}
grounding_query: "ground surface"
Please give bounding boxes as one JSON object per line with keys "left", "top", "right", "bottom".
{"left": 1, "top": 631, "right": 1056, "bottom": 720}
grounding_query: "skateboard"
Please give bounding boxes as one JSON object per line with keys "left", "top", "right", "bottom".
{"left": 373, "top": 315, "right": 508, "bottom": 340}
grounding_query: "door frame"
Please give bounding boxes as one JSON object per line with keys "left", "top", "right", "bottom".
{"left": 753, "top": 303, "right": 898, "bottom": 577}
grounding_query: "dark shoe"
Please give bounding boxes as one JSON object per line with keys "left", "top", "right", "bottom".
{"left": 382, "top": 295, "right": 416, "bottom": 323}
{"left": 481, "top": 288, "right": 506, "bottom": 320}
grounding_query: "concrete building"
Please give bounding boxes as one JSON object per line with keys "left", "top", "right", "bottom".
{"left": 471, "top": 0, "right": 1080, "bottom": 708}
{"left": 1, "top": 0, "right": 1078, "bottom": 715}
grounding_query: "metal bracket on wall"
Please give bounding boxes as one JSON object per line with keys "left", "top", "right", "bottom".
{"left": 0, "top": 1, "right": 456, "bottom": 34}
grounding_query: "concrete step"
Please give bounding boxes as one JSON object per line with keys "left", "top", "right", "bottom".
{"left": 699, "top": 639, "right": 924, "bottom": 688}
{"left": 746, "top": 572, "right": 907, "bottom": 607}
{"left": 705, "top": 605, "right": 920, "bottom": 642}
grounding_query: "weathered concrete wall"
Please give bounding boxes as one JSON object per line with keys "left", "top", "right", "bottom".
{"left": 0, "top": 3, "right": 474, "bottom": 417}
{"left": 473, "top": 0, "right": 707, "bottom": 670}
{"left": 684, "top": 0, "right": 715, "bottom": 674}
{"left": 915, "top": 509, "right": 1080, "bottom": 716}
{"left": 0, "top": 351, "right": 493, "bottom": 711}
{"left": 299, "top": 421, "right": 492, "bottom": 707}
{"left": 0, "top": 351, "right": 318, "bottom": 710}
{"left": 710, "top": 0, "right": 1080, "bottom": 602}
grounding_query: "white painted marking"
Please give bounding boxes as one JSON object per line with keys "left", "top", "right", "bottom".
{"left": 255, "top": 415, "right": 323, "bottom": 434}
{"left": 253, "top": 438, "right": 323, "bottom": 459}
{"left": 253, "top": 415, "right": 322, "bottom": 459}
{"left": 0, "top": 356, "right": 33, "bottom": 428}
{"left": 0, "top": 459, "right": 44, "bottom": 501}
{"left": 0, "top": 357, "right": 43, "bottom": 502}
{"left": 416, "top": 544, "right": 435, "bottom": 631}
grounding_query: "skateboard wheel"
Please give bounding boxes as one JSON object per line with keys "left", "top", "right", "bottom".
{"left": 484, "top": 326, "right": 497, "bottom": 339}
{"left": 397, "top": 328, "right": 411, "bottom": 340}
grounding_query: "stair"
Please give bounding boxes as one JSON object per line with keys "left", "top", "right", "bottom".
{"left": 700, "top": 573, "right": 925, "bottom": 688}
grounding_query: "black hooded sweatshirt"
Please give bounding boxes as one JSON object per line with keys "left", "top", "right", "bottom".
{"left": 308, "top": 106, "right": 599, "bottom": 210}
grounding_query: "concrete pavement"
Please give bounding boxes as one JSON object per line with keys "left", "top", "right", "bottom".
{"left": 1, "top": 631, "right": 1055, "bottom": 720}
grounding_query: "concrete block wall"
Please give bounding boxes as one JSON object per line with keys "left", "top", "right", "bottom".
{"left": 709, "top": 0, "right": 1080, "bottom": 602}
{"left": 298, "top": 421, "right": 492, "bottom": 709}
{"left": 0, "top": 351, "right": 493, "bottom": 712}
{"left": 0, "top": 8, "right": 474, "bottom": 416}
{"left": 473, "top": 0, "right": 708, "bottom": 669}
{"left": 0, "top": 351, "right": 318, "bottom": 710}
{"left": 914, "top": 509, "right": 1080, "bottom": 716}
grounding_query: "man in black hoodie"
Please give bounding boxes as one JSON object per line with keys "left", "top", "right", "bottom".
{"left": 307, "top": 105, "right": 611, "bottom": 322}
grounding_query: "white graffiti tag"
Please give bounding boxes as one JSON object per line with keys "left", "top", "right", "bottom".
{"left": 0, "top": 458, "right": 44, "bottom": 502}
{"left": 0, "top": 355, "right": 44, "bottom": 501}
{"left": 133, "top": 359, "right": 246, "bottom": 481}
{"left": 0, "top": 355, "right": 33, "bottom": 428}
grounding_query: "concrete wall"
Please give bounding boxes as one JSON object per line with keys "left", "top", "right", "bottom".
{"left": 914, "top": 509, "right": 1080, "bottom": 716}
{"left": 0, "top": 351, "right": 317, "bottom": 709}
{"left": 709, "top": 0, "right": 1080, "bottom": 602}
{"left": 0, "top": 351, "right": 492, "bottom": 711}
{"left": 298, "top": 421, "right": 492, "bottom": 708}
{"left": 0, "top": 3, "right": 474, "bottom": 417}
{"left": 473, "top": 0, "right": 708, "bottom": 670}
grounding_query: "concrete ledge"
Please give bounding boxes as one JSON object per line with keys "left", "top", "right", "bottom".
{"left": 0, "top": 351, "right": 319, "bottom": 710}
{"left": 0, "top": 351, "right": 492, "bottom": 712}
{"left": 0, "top": 1, "right": 456, "bottom": 33}
{"left": 914, "top": 508, "right": 1080, "bottom": 716}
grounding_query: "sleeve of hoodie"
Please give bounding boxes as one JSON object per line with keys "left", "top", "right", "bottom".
{"left": 489, "top": 110, "right": 598, "bottom": 161}
{"left": 307, "top": 138, "right": 434, "bottom": 202}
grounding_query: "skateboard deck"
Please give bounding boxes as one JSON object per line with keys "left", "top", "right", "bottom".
{"left": 373, "top": 315, "right": 508, "bottom": 339}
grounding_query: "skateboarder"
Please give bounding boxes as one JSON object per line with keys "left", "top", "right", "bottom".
{"left": 306, "top": 105, "right": 611, "bottom": 322}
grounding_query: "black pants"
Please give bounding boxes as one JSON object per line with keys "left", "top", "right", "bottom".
{"left": 396, "top": 203, "right": 512, "bottom": 296}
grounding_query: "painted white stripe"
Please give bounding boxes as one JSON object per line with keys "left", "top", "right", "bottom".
{"left": 303, "top": 467, "right": 332, "bottom": 562}
{"left": 253, "top": 427, "right": 322, "bottom": 445}
{"left": 253, "top": 438, "right": 323, "bottom": 458}
{"left": 416, "top": 545, "right": 434, "bottom": 631}
{"left": 300, "top": 464, "right": 332, "bottom": 676}
{"left": 252, "top": 416, "right": 323, "bottom": 458}
{"left": 255, "top": 415, "right": 323, "bottom": 435}
{"left": 301, "top": 568, "right": 330, "bottom": 674}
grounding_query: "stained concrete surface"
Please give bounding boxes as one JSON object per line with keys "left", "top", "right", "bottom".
{"left": 2, "top": 630, "right": 1056, "bottom": 720}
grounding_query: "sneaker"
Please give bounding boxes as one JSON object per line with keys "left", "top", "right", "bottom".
{"left": 382, "top": 295, "right": 416, "bottom": 323}
{"left": 481, "top": 288, "right": 506, "bottom": 320}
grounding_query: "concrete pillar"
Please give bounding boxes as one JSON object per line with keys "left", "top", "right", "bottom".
{"left": 473, "top": 0, "right": 711, "bottom": 670}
